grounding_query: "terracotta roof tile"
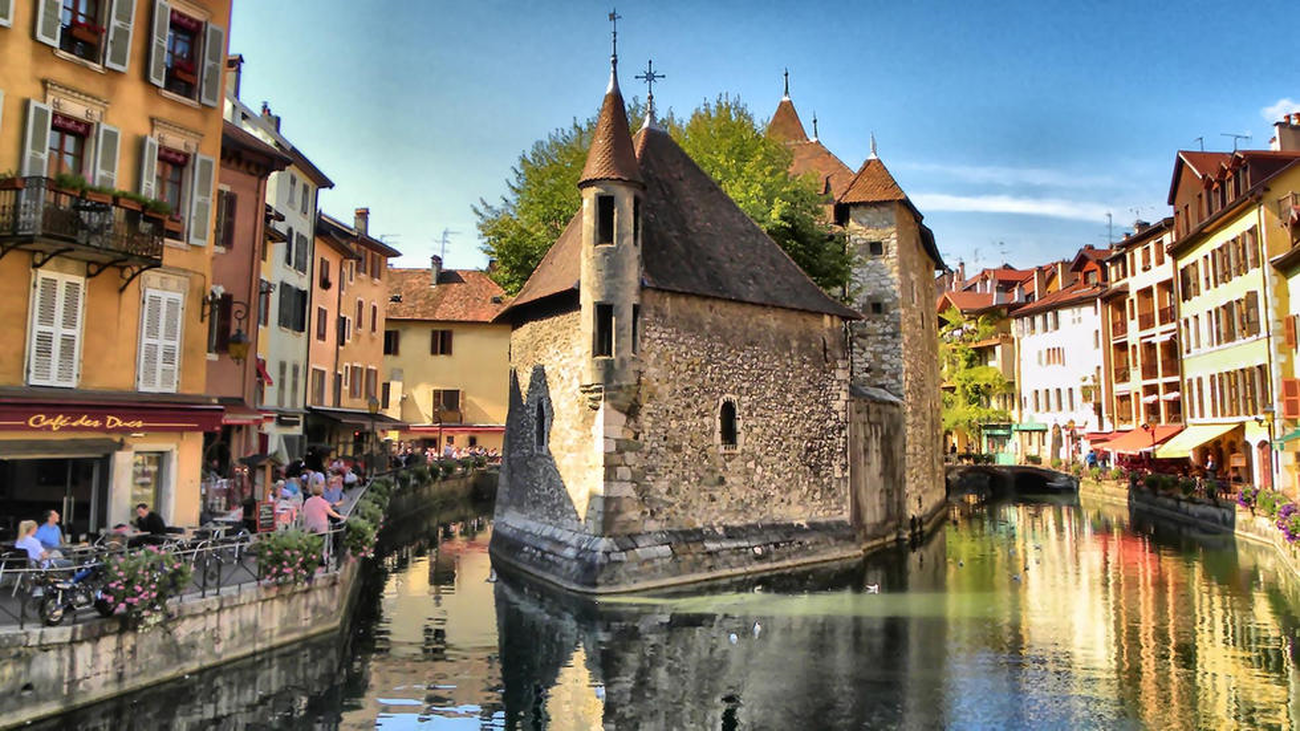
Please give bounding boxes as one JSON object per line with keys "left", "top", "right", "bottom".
{"left": 789, "top": 140, "right": 855, "bottom": 199}
{"left": 937, "top": 290, "right": 995, "bottom": 313}
{"left": 766, "top": 98, "right": 809, "bottom": 143}
{"left": 387, "top": 268, "right": 508, "bottom": 323}
{"left": 838, "top": 157, "right": 907, "bottom": 204}
{"left": 578, "top": 72, "right": 642, "bottom": 187}
{"left": 1010, "top": 282, "right": 1105, "bottom": 318}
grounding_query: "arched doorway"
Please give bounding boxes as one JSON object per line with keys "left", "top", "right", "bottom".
{"left": 1257, "top": 440, "right": 1273, "bottom": 489}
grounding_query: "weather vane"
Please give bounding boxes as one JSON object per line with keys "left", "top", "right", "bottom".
{"left": 609, "top": 9, "right": 621, "bottom": 63}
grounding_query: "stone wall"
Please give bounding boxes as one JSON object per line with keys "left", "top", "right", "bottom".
{"left": 844, "top": 201, "right": 944, "bottom": 525}
{"left": 848, "top": 388, "right": 906, "bottom": 544}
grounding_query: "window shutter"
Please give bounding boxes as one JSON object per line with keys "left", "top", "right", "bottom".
{"left": 33, "top": 0, "right": 60, "bottom": 47}
{"left": 104, "top": 0, "right": 136, "bottom": 72}
{"left": 94, "top": 123, "right": 121, "bottom": 188}
{"left": 443, "top": 330, "right": 453, "bottom": 355}
{"left": 188, "top": 153, "right": 214, "bottom": 246}
{"left": 137, "top": 290, "right": 162, "bottom": 390}
{"left": 0, "top": 0, "right": 12, "bottom": 27}
{"left": 199, "top": 23, "right": 225, "bottom": 107}
{"left": 158, "top": 292, "right": 182, "bottom": 391}
{"left": 27, "top": 273, "right": 83, "bottom": 387}
{"left": 1289, "top": 316, "right": 1298, "bottom": 350}
{"left": 1283, "top": 379, "right": 1300, "bottom": 419}
{"left": 216, "top": 293, "right": 232, "bottom": 351}
{"left": 294, "top": 233, "right": 307, "bottom": 272}
{"left": 139, "top": 135, "right": 158, "bottom": 199}
{"left": 138, "top": 289, "right": 183, "bottom": 392}
{"left": 147, "top": 0, "right": 170, "bottom": 88}
{"left": 21, "top": 99, "right": 52, "bottom": 176}
{"left": 284, "top": 226, "right": 294, "bottom": 266}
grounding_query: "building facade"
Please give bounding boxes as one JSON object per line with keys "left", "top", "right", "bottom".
{"left": 0, "top": 0, "right": 232, "bottom": 535}
{"left": 383, "top": 258, "right": 510, "bottom": 452}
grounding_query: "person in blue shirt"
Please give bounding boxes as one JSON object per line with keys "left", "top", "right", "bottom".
{"left": 34, "top": 510, "right": 64, "bottom": 550}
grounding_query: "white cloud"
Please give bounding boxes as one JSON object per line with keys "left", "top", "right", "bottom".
{"left": 911, "top": 193, "right": 1115, "bottom": 222}
{"left": 897, "top": 161, "right": 1120, "bottom": 189}
{"left": 1262, "top": 98, "right": 1300, "bottom": 123}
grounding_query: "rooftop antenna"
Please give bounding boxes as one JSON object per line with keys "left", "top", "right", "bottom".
{"left": 1105, "top": 211, "right": 1113, "bottom": 244}
{"left": 1193, "top": 136, "right": 1204, "bottom": 151}
{"left": 636, "top": 59, "right": 665, "bottom": 129}
{"left": 1220, "top": 132, "right": 1251, "bottom": 151}
{"left": 436, "top": 229, "right": 459, "bottom": 261}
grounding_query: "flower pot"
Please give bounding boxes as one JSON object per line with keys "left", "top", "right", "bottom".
{"left": 69, "top": 24, "right": 102, "bottom": 45}
{"left": 164, "top": 218, "right": 184, "bottom": 237}
{"left": 115, "top": 196, "right": 144, "bottom": 212}
{"left": 83, "top": 190, "right": 112, "bottom": 204}
{"left": 0, "top": 177, "right": 26, "bottom": 191}
{"left": 173, "top": 68, "right": 198, "bottom": 86}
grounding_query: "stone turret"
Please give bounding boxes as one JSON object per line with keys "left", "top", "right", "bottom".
{"left": 577, "top": 60, "right": 644, "bottom": 402}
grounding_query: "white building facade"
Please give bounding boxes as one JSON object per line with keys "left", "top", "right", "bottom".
{"left": 1014, "top": 286, "right": 1110, "bottom": 461}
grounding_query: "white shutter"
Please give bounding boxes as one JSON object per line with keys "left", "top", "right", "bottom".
{"left": 198, "top": 23, "right": 224, "bottom": 107}
{"left": 188, "top": 153, "right": 215, "bottom": 246}
{"left": 0, "top": 1, "right": 11, "bottom": 29}
{"left": 139, "top": 135, "right": 158, "bottom": 199}
{"left": 104, "top": 0, "right": 137, "bottom": 73}
{"left": 138, "top": 289, "right": 183, "bottom": 392}
{"left": 33, "top": 0, "right": 60, "bottom": 47}
{"left": 94, "top": 124, "right": 121, "bottom": 188}
{"left": 22, "top": 99, "right": 51, "bottom": 176}
{"left": 27, "top": 273, "right": 83, "bottom": 388}
{"left": 147, "top": 0, "right": 170, "bottom": 88}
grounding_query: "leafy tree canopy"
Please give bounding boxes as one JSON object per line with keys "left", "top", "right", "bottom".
{"left": 476, "top": 96, "right": 851, "bottom": 295}
{"left": 938, "top": 306, "right": 1012, "bottom": 441}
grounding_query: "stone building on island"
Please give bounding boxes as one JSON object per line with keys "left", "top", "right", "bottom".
{"left": 490, "top": 59, "right": 864, "bottom": 593}
{"left": 767, "top": 83, "right": 947, "bottom": 533}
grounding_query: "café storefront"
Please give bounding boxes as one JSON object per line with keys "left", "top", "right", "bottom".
{"left": 0, "top": 397, "right": 223, "bottom": 540}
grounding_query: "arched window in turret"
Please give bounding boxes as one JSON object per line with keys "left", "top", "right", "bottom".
{"left": 719, "top": 399, "right": 738, "bottom": 449}
{"left": 535, "top": 401, "right": 547, "bottom": 449}
{"left": 597, "top": 195, "right": 615, "bottom": 245}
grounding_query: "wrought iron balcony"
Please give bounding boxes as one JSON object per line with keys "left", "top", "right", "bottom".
{"left": 0, "top": 177, "right": 164, "bottom": 269}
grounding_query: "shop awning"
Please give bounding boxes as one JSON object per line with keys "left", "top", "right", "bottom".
{"left": 1086, "top": 431, "right": 1120, "bottom": 445}
{"left": 307, "top": 407, "right": 407, "bottom": 429}
{"left": 1154, "top": 422, "right": 1238, "bottom": 459}
{"left": 0, "top": 438, "right": 124, "bottom": 458}
{"left": 1105, "top": 425, "right": 1184, "bottom": 454}
{"left": 1273, "top": 427, "right": 1300, "bottom": 449}
{"left": 1013, "top": 423, "right": 1048, "bottom": 432}
{"left": 220, "top": 399, "right": 266, "bottom": 425}
{"left": 0, "top": 399, "right": 224, "bottom": 433}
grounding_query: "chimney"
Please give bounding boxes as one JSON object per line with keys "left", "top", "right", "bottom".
{"left": 260, "top": 101, "right": 281, "bottom": 132}
{"left": 1133, "top": 219, "right": 1149, "bottom": 234}
{"left": 1056, "top": 260, "right": 1076, "bottom": 289}
{"left": 956, "top": 261, "right": 966, "bottom": 289}
{"left": 1033, "top": 267, "right": 1047, "bottom": 300}
{"left": 430, "top": 255, "right": 442, "bottom": 287}
{"left": 225, "top": 54, "right": 243, "bottom": 100}
{"left": 354, "top": 207, "right": 369, "bottom": 236}
{"left": 1272, "top": 115, "right": 1300, "bottom": 152}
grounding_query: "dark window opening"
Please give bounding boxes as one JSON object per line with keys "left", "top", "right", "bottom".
{"left": 631, "top": 304, "right": 640, "bottom": 354}
{"left": 215, "top": 190, "right": 237, "bottom": 249}
{"left": 870, "top": 301, "right": 884, "bottom": 315}
{"left": 720, "top": 401, "right": 738, "bottom": 447}
{"left": 633, "top": 197, "right": 641, "bottom": 246}
{"left": 380, "top": 381, "right": 391, "bottom": 410}
{"left": 594, "top": 303, "right": 614, "bottom": 357}
{"left": 164, "top": 11, "right": 202, "bottom": 99}
{"left": 597, "top": 195, "right": 615, "bottom": 245}
{"left": 468, "top": 436, "right": 478, "bottom": 447}
{"left": 383, "top": 330, "right": 400, "bottom": 355}
{"left": 430, "top": 329, "right": 453, "bottom": 355}
{"left": 868, "top": 240, "right": 884, "bottom": 256}
{"left": 535, "top": 401, "right": 547, "bottom": 449}
{"left": 47, "top": 117, "right": 88, "bottom": 177}
{"left": 60, "top": 0, "right": 103, "bottom": 62}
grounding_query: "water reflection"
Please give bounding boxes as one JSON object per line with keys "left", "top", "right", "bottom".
{"left": 35, "top": 494, "right": 1300, "bottom": 729}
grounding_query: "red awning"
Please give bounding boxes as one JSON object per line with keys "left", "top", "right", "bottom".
{"left": 0, "top": 400, "right": 224, "bottom": 434}
{"left": 407, "top": 425, "right": 505, "bottom": 434}
{"left": 1086, "top": 431, "right": 1120, "bottom": 445}
{"left": 255, "top": 357, "right": 273, "bottom": 385}
{"left": 1104, "top": 425, "right": 1184, "bottom": 454}
{"left": 221, "top": 401, "right": 265, "bottom": 425}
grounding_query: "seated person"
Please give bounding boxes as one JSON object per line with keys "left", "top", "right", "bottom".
{"left": 322, "top": 475, "right": 345, "bottom": 507}
{"left": 35, "top": 510, "right": 64, "bottom": 551}
{"left": 134, "top": 503, "right": 168, "bottom": 543}
{"left": 16, "top": 520, "right": 91, "bottom": 582}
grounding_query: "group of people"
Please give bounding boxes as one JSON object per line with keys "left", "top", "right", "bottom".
{"left": 270, "top": 463, "right": 349, "bottom": 534}
{"left": 12, "top": 503, "right": 167, "bottom": 574}
{"left": 390, "top": 442, "right": 500, "bottom": 469}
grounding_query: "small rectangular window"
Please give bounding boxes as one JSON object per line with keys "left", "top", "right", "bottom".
{"left": 315, "top": 306, "right": 327, "bottom": 341}
{"left": 869, "top": 301, "right": 883, "bottom": 315}
{"left": 633, "top": 197, "right": 641, "bottom": 245}
{"left": 868, "top": 241, "right": 884, "bottom": 256}
{"left": 597, "top": 195, "right": 615, "bottom": 245}
{"left": 631, "top": 304, "right": 640, "bottom": 354}
{"left": 381, "top": 381, "right": 391, "bottom": 409}
{"left": 384, "top": 330, "right": 400, "bottom": 355}
{"left": 594, "top": 303, "right": 614, "bottom": 357}
{"left": 430, "top": 329, "right": 453, "bottom": 355}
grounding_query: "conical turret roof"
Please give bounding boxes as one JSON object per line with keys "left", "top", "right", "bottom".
{"left": 766, "top": 98, "right": 809, "bottom": 143}
{"left": 578, "top": 65, "right": 642, "bottom": 188}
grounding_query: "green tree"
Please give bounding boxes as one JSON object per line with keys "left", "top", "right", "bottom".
{"left": 939, "top": 306, "right": 1012, "bottom": 448}
{"left": 476, "top": 96, "right": 851, "bottom": 295}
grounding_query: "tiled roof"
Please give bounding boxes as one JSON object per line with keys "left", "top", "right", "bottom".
{"left": 789, "top": 140, "right": 855, "bottom": 199}
{"left": 766, "top": 98, "right": 809, "bottom": 143}
{"left": 502, "top": 126, "right": 860, "bottom": 321}
{"left": 387, "top": 268, "right": 507, "bottom": 323}
{"left": 578, "top": 72, "right": 642, "bottom": 187}
{"left": 838, "top": 157, "right": 907, "bottom": 204}
{"left": 937, "top": 290, "right": 995, "bottom": 313}
{"left": 1010, "top": 282, "right": 1105, "bottom": 318}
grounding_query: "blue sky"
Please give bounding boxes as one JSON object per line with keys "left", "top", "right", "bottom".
{"left": 230, "top": 1, "right": 1300, "bottom": 273}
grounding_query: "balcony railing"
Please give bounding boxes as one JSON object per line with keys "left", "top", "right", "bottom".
{"left": 0, "top": 176, "right": 164, "bottom": 264}
{"left": 1110, "top": 319, "right": 1127, "bottom": 338}
{"left": 1157, "top": 305, "right": 1175, "bottom": 324}
{"left": 1138, "top": 312, "right": 1155, "bottom": 330}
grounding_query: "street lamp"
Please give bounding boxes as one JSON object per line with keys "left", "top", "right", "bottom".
{"left": 367, "top": 395, "right": 381, "bottom": 476}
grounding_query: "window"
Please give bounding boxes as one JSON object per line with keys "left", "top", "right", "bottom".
{"left": 719, "top": 400, "right": 738, "bottom": 448}
{"left": 290, "top": 364, "right": 300, "bottom": 408}
{"left": 355, "top": 299, "right": 363, "bottom": 331}
{"left": 47, "top": 115, "right": 90, "bottom": 177}
{"left": 365, "top": 367, "right": 378, "bottom": 399}
{"left": 594, "top": 303, "right": 614, "bottom": 357}
{"left": 294, "top": 233, "right": 308, "bottom": 273}
{"left": 319, "top": 258, "right": 331, "bottom": 289}
{"left": 633, "top": 197, "right": 641, "bottom": 245}
{"left": 277, "top": 284, "right": 307, "bottom": 332}
{"left": 332, "top": 371, "right": 342, "bottom": 406}
{"left": 868, "top": 241, "right": 884, "bottom": 256}
{"left": 869, "top": 301, "right": 884, "bottom": 315}
{"left": 57, "top": 0, "right": 105, "bottom": 62}
{"left": 1033, "top": 391, "right": 1040, "bottom": 411}
{"left": 348, "top": 365, "right": 363, "bottom": 399}
{"left": 1244, "top": 291, "right": 1261, "bottom": 337}
{"left": 371, "top": 302, "right": 378, "bottom": 332}
{"left": 310, "top": 368, "right": 326, "bottom": 406}
{"left": 130, "top": 453, "right": 165, "bottom": 518}
{"left": 137, "top": 288, "right": 184, "bottom": 393}
{"left": 631, "top": 304, "right": 640, "bottom": 354}
{"left": 284, "top": 227, "right": 294, "bottom": 266}
{"left": 381, "top": 382, "right": 391, "bottom": 410}
{"left": 163, "top": 9, "right": 203, "bottom": 99}
{"left": 300, "top": 183, "right": 310, "bottom": 216}
{"left": 206, "top": 292, "right": 232, "bottom": 353}
{"left": 338, "top": 314, "right": 351, "bottom": 343}
{"left": 155, "top": 147, "right": 189, "bottom": 229}
{"left": 27, "top": 272, "right": 85, "bottom": 388}
{"left": 277, "top": 361, "right": 287, "bottom": 407}
{"left": 1068, "top": 389, "right": 1075, "bottom": 411}
{"left": 315, "top": 306, "right": 328, "bottom": 341}
{"left": 384, "top": 330, "right": 400, "bottom": 355}
{"left": 1054, "top": 388, "right": 1063, "bottom": 411}
{"left": 214, "top": 190, "right": 237, "bottom": 249}
{"left": 357, "top": 249, "right": 368, "bottom": 276}
{"left": 258, "top": 280, "right": 270, "bottom": 327}
{"left": 433, "top": 389, "right": 460, "bottom": 413}
{"left": 287, "top": 175, "right": 297, "bottom": 208}
{"left": 430, "top": 329, "right": 453, "bottom": 355}
{"left": 597, "top": 195, "right": 615, "bottom": 245}
{"left": 534, "top": 401, "right": 547, "bottom": 449}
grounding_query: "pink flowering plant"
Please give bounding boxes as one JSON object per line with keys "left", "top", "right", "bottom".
{"left": 98, "top": 546, "right": 192, "bottom": 627}
{"left": 256, "top": 530, "right": 324, "bottom": 585}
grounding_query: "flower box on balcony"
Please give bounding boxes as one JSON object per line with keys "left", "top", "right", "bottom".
{"left": 0, "top": 178, "right": 26, "bottom": 191}
{"left": 163, "top": 217, "right": 184, "bottom": 237}
{"left": 68, "top": 23, "right": 104, "bottom": 44}
{"left": 172, "top": 68, "right": 198, "bottom": 86}
{"left": 83, "top": 189, "right": 112, "bottom": 204}
{"left": 115, "top": 195, "right": 144, "bottom": 212}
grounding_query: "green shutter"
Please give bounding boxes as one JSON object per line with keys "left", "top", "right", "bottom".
{"left": 147, "top": 0, "right": 170, "bottom": 88}
{"left": 188, "top": 153, "right": 215, "bottom": 246}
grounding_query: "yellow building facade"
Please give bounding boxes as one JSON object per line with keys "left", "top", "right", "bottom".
{"left": 0, "top": 0, "right": 231, "bottom": 536}
{"left": 383, "top": 260, "right": 509, "bottom": 452}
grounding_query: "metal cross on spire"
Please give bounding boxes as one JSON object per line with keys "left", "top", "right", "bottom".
{"left": 637, "top": 59, "right": 666, "bottom": 129}
{"left": 783, "top": 68, "right": 790, "bottom": 99}
{"left": 609, "top": 9, "right": 621, "bottom": 65}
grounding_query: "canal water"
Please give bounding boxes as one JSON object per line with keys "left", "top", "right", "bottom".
{"left": 35, "top": 494, "right": 1300, "bottom": 730}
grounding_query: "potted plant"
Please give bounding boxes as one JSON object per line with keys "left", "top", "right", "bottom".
{"left": 142, "top": 198, "right": 172, "bottom": 220}
{"left": 68, "top": 19, "right": 105, "bottom": 45}
{"left": 172, "top": 58, "right": 198, "bottom": 85}
{"left": 51, "top": 171, "right": 87, "bottom": 197}
{"left": 163, "top": 216, "right": 184, "bottom": 237}
{"left": 0, "top": 170, "right": 25, "bottom": 191}
{"left": 114, "top": 190, "right": 145, "bottom": 212}
{"left": 83, "top": 184, "right": 113, "bottom": 204}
